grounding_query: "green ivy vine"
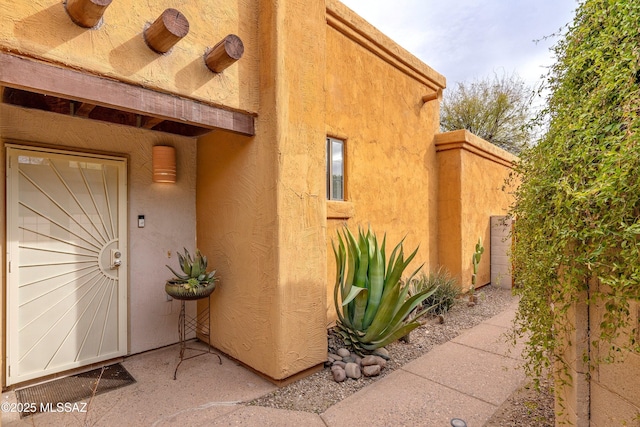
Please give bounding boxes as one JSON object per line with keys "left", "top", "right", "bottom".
{"left": 510, "top": 0, "right": 640, "bottom": 384}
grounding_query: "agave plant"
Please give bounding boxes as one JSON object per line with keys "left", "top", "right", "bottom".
{"left": 166, "top": 248, "right": 217, "bottom": 294}
{"left": 332, "top": 226, "right": 437, "bottom": 355}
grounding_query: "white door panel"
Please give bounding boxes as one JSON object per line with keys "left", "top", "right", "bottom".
{"left": 6, "top": 146, "right": 127, "bottom": 385}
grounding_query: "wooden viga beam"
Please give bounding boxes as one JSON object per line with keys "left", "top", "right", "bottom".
{"left": 205, "top": 35, "right": 245, "bottom": 73}
{"left": 144, "top": 9, "right": 190, "bottom": 54}
{"left": 65, "top": 0, "right": 113, "bottom": 28}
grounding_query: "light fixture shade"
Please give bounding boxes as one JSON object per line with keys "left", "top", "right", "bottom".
{"left": 152, "top": 146, "right": 176, "bottom": 183}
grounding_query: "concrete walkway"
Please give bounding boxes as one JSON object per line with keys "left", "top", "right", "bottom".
{"left": 2, "top": 300, "right": 525, "bottom": 426}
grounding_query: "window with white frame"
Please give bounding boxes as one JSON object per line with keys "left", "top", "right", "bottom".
{"left": 326, "top": 137, "right": 344, "bottom": 200}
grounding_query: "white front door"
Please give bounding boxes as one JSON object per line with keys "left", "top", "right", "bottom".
{"left": 6, "top": 145, "right": 128, "bottom": 385}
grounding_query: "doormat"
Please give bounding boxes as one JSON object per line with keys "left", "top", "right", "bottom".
{"left": 15, "top": 363, "right": 136, "bottom": 418}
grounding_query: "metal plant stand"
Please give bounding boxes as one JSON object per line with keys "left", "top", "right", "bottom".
{"left": 173, "top": 298, "right": 222, "bottom": 380}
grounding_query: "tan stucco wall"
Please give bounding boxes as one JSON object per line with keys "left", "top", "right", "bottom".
{"left": 324, "top": 0, "right": 445, "bottom": 322}
{"left": 435, "top": 130, "right": 517, "bottom": 291}
{"left": 0, "top": 0, "right": 521, "bottom": 386}
{"left": 0, "top": 0, "right": 258, "bottom": 114}
{"left": 557, "top": 281, "right": 640, "bottom": 426}
{"left": 195, "top": 0, "right": 328, "bottom": 381}
{"left": 0, "top": 0, "right": 266, "bottom": 383}
{"left": 0, "top": 0, "right": 329, "bottom": 385}
{"left": 0, "top": 104, "right": 197, "bottom": 387}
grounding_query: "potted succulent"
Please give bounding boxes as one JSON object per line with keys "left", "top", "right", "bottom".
{"left": 165, "top": 248, "right": 218, "bottom": 300}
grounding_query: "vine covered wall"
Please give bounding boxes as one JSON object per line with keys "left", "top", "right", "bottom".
{"left": 511, "top": 0, "right": 640, "bottom": 424}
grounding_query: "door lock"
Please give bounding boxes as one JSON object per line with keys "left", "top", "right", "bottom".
{"left": 111, "top": 249, "right": 122, "bottom": 269}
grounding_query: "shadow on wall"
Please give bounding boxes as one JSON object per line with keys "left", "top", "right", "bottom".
{"left": 14, "top": 4, "right": 85, "bottom": 54}
{"left": 108, "top": 32, "right": 158, "bottom": 77}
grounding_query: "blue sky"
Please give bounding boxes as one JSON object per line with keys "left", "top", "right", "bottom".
{"left": 340, "top": 0, "right": 578, "bottom": 90}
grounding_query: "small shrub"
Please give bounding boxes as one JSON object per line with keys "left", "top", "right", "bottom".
{"left": 409, "top": 268, "right": 460, "bottom": 315}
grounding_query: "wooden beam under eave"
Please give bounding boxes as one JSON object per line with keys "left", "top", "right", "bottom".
{"left": 0, "top": 53, "right": 255, "bottom": 136}
{"left": 75, "top": 102, "right": 96, "bottom": 117}
{"left": 140, "top": 116, "right": 164, "bottom": 129}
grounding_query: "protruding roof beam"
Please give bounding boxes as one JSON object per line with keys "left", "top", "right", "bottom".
{"left": 144, "top": 9, "right": 190, "bottom": 54}
{"left": 205, "top": 35, "right": 245, "bottom": 73}
{"left": 65, "top": 0, "right": 113, "bottom": 28}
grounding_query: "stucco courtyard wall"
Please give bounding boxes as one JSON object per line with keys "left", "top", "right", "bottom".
{"left": 324, "top": 0, "right": 445, "bottom": 322}
{"left": 435, "top": 130, "right": 517, "bottom": 291}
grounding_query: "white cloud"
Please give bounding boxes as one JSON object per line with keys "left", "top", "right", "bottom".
{"left": 339, "top": 0, "right": 577, "bottom": 88}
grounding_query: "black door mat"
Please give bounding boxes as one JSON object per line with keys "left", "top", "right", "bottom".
{"left": 15, "top": 363, "right": 136, "bottom": 418}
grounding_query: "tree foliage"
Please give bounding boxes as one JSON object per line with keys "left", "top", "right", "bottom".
{"left": 511, "top": 0, "right": 640, "bottom": 383}
{"left": 440, "top": 72, "right": 534, "bottom": 155}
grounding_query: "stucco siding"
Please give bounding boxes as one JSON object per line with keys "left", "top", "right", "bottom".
{"left": 0, "top": 0, "right": 258, "bottom": 113}
{"left": 436, "top": 130, "right": 516, "bottom": 291}
{"left": 324, "top": 1, "right": 444, "bottom": 322}
{"left": 0, "top": 0, "right": 520, "bottom": 386}
{"left": 195, "top": 0, "right": 328, "bottom": 381}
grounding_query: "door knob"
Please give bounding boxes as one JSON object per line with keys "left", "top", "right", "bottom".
{"left": 111, "top": 249, "right": 122, "bottom": 269}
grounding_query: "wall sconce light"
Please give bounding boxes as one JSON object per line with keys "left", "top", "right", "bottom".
{"left": 152, "top": 146, "right": 176, "bottom": 183}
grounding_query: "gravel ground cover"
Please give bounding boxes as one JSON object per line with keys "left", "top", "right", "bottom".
{"left": 248, "top": 286, "right": 554, "bottom": 425}
{"left": 485, "top": 373, "right": 554, "bottom": 426}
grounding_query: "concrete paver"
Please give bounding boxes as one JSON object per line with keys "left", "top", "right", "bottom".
{"left": 321, "top": 369, "right": 498, "bottom": 427}
{"left": 451, "top": 323, "right": 524, "bottom": 360}
{"left": 2, "top": 345, "right": 277, "bottom": 426}
{"left": 2, "top": 302, "right": 527, "bottom": 427}
{"left": 482, "top": 300, "right": 519, "bottom": 328}
{"left": 199, "top": 406, "right": 326, "bottom": 427}
{"left": 401, "top": 341, "right": 525, "bottom": 406}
